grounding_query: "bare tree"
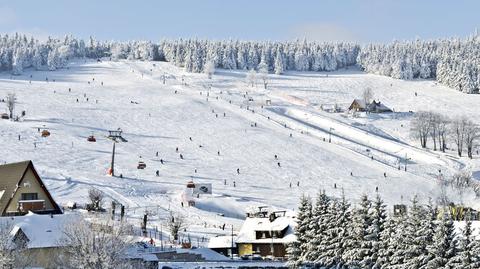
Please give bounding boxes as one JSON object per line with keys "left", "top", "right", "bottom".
{"left": 451, "top": 116, "right": 468, "bottom": 157}
{"left": 464, "top": 120, "right": 480, "bottom": 159}
{"left": 203, "top": 61, "right": 215, "bottom": 79}
{"left": 6, "top": 93, "right": 16, "bottom": 120}
{"left": 0, "top": 220, "right": 16, "bottom": 268}
{"left": 429, "top": 112, "right": 440, "bottom": 151}
{"left": 246, "top": 69, "right": 256, "bottom": 87}
{"left": 88, "top": 188, "right": 105, "bottom": 211}
{"left": 58, "top": 216, "right": 134, "bottom": 269}
{"left": 437, "top": 114, "right": 450, "bottom": 152}
{"left": 0, "top": 219, "right": 30, "bottom": 268}
{"left": 411, "top": 111, "right": 431, "bottom": 148}
{"left": 258, "top": 63, "right": 269, "bottom": 89}
{"left": 165, "top": 212, "right": 186, "bottom": 241}
{"left": 362, "top": 87, "right": 373, "bottom": 107}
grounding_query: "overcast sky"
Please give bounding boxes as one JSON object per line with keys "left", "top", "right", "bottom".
{"left": 0, "top": 0, "right": 478, "bottom": 43}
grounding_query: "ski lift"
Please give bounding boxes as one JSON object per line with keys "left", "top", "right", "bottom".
{"left": 41, "top": 130, "right": 51, "bottom": 137}
{"left": 137, "top": 157, "right": 146, "bottom": 169}
{"left": 87, "top": 135, "right": 96, "bottom": 142}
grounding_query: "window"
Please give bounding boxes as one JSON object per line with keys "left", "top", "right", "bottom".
{"left": 21, "top": 193, "right": 38, "bottom": 200}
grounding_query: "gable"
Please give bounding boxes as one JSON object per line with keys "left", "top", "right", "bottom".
{"left": 5, "top": 167, "right": 56, "bottom": 214}
{"left": 0, "top": 161, "right": 61, "bottom": 215}
{"left": 0, "top": 161, "right": 30, "bottom": 215}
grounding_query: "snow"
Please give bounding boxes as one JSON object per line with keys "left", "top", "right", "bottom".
{"left": 5, "top": 212, "right": 76, "bottom": 249}
{"left": 236, "top": 214, "right": 296, "bottom": 244}
{"left": 0, "top": 60, "right": 479, "bottom": 241}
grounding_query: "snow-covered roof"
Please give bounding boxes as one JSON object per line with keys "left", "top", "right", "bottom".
{"left": 236, "top": 212, "right": 296, "bottom": 244}
{"left": 2, "top": 211, "right": 76, "bottom": 249}
{"left": 208, "top": 235, "right": 237, "bottom": 249}
{"left": 350, "top": 99, "right": 367, "bottom": 108}
{"left": 176, "top": 248, "right": 230, "bottom": 261}
{"left": 368, "top": 100, "right": 392, "bottom": 112}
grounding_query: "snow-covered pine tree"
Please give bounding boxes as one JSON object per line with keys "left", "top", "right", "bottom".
{"left": 448, "top": 218, "right": 480, "bottom": 269}
{"left": 342, "top": 194, "right": 374, "bottom": 269}
{"left": 306, "top": 190, "right": 330, "bottom": 266}
{"left": 274, "top": 47, "right": 284, "bottom": 75}
{"left": 426, "top": 211, "right": 457, "bottom": 269}
{"left": 287, "top": 194, "right": 312, "bottom": 268}
{"left": 369, "top": 194, "right": 387, "bottom": 267}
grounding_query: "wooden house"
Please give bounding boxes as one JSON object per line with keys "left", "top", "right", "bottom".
{"left": 0, "top": 161, "right": 62, "bottom": 216}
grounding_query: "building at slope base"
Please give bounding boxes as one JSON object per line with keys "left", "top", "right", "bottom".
{"left": 0, "top": 160, "right": 62, "bottom": 216}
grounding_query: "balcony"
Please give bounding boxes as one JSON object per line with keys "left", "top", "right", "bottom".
{"left": 18, "top": 200, "right": 46, "bottom": 212}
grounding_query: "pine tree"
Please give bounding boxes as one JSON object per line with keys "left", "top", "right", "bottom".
{"left": 448, "top": 218, "right": 480, "bottom": 269}
{"left": 426, "top": 212, "right": 457, "bottom": 269}
{"left": 274, "top": 48, "right": 284, "bottom": 75}
{"left": 287, "top": 194, "right": 312, "bottom": 268}
{"left": 343, "top": 194, "right": 374, "bottom": 269}
{"left": 369, "top": 194, "right": 387, "bottom": 267}
{"left": 306, "top": 190, "right": 330, "bottom": 265}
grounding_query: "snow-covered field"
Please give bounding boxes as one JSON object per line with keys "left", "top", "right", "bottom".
{"left": 0, "top": 60, "right": 479, "bottom": 240}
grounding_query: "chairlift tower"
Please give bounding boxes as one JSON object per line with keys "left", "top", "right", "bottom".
{"left": 106, "top": 128, "right": 127, "bottom": 177}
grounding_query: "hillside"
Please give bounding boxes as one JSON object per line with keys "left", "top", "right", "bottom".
{"left": 0, "top": 60, "right": 479, "bottom": 240}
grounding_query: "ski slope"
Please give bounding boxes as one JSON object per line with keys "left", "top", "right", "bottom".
{"left": 0, "top": 60, "right": 479, "bottom": 240}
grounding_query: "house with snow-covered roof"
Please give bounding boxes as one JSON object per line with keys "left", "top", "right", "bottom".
{"left": 235, "top": 208, "right": 296, "bottom": 258}
{"left": 348, "top": 99, "right": 367, "bottom": 112}
{"left": 0, "top": 161, "right": 62, "bottom": 216}
{"left": 3, "top": 212, "right": 77, "bottom": 268}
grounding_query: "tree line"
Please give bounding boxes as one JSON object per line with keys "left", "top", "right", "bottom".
{"left": 287, "top": 191, "right": 480, "bottom": 269}
{"left": 1, "top": 32, "right": 479, "bottom": 93}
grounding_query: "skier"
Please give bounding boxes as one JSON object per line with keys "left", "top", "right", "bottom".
{"left": 236, "top": 168, "right": 240, "bottom": 174}
{"left": 180, "top": 154, "right": 184, "bottom": 159}
{"left": 176, "top": 147, "right": 179, "bottom": 153}
{"left": 160, "top": 159, "right": 164, "bottom": 164}
{"left": 274, "top": 155, "right": 278, "bottom": 159}
{"left": 350, "top": 172, "right": 353, "bottom": 176}
{"left": 375, "top": 186, "right": 378, "bottom": 192}
{"left": 297, "top": 181, "right": 300, "bottom": 187}
{"left": 233, "top": 181, "right": 236, "bottom": 187}
{"left": 189, "top": 137, "right": 192, "bottom": 141}
{"left": 68, "top": 88, "right": 71, "bottom": 92}
{"left": 156, "top": 170, "right": 159, "bottom": 176}
{"left": 156, "top": 152, "right": 159, "bottom": 157}
{"left": 383, "top": 172, "right": 387, "bottom": 178}
{"left": 289, "top": 182, "right": 292, "bottom": 188}
{"left": 217, "top": 151, "right": 220, "bottom": 156}
{"left": 415, "top": 92, "right": 417, "bottom": 96}
{"left": 195, "top": 169, "right": 197, "bottom": 173}
{"left": 223, "top": 112, "right": 226, "bottom": 117}
{"left": 334, "top": 183, "right": 337, "bottom": 189}
{"left": 277, "top": 162, "right": 281, "bottom": 167}
{"left": 224, "top": 179, "right": 227, "bottom": 185}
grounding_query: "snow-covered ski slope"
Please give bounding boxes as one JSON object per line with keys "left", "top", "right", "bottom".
{"left": 0, "top": 60, "right": 479, "bottom": 228}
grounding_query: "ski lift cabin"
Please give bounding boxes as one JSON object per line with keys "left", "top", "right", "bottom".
{"left": 41, "top": 130, "right": 50, "bottom": 137}
{"left": 137, "top": 161, "right": 146, "bottom": 169}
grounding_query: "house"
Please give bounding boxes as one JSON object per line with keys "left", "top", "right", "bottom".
{"left": 208, "top": 235, "right": 237, "bottom": 257}
{"left": 348, "top": 99, "right": 392, "bottom": 113}
{"left": 348, "top": 99, "right": 367, "bottom": 112}
{"left": 367, "top": 100, "right": 393, "bottom": 113}
{"left": 3, "top": 212, "right": 76, "bottom": 268}
{"left": 235, "top": 208, "right": 296, "bottom": 258}
{"left": 0, "top": 161, "right": 62, "bottom": 216}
